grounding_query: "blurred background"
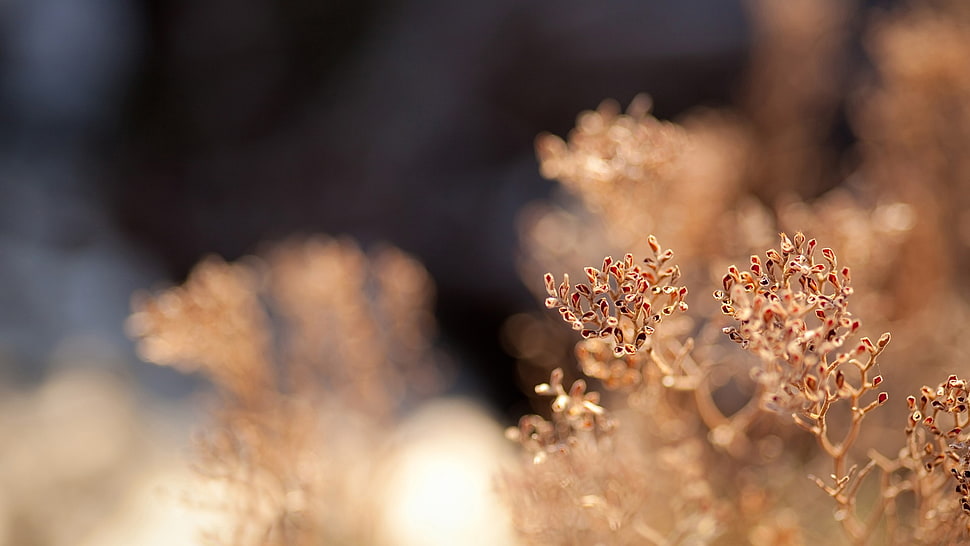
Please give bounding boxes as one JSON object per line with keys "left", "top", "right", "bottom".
{"left": 0, "top": 0, "right": 752, "bottom": 409}
{"left": 0, "top": 0, "right": 907, "bottom": 544}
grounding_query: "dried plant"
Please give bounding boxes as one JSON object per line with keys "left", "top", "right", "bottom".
{"left": 504, "top": 246, "right": 721, "bottom": 544}
{"left": 716, "top": 234, "right": 891, "bottom": 542}
{"left": 504, "top": 228, "right": 970, "bottom": 544}
{"left": 120, "top": 1, "right": 970, "bottom": 545}
{"left": 898, "top": 375, "right": 970, "bottom": 543}
{"left": 525, "top": 97, "right": 750, "bottom": 280}
{"left": 127, "top": 236, "right": 440, "bottom": 545}
{"left": 501, "top": 2, "right": 970, "bottom": 545}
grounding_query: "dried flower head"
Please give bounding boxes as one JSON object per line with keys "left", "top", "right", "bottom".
{"left": 542, "top": 235, "right": 687, "bottom": 362}
{"left": 717, "top": 232, "right": 897, "bottom": 543}
{"left": 904, "top": 375, "right": 970, "bottom": 541}
{"left": 716, "top": 232, "right": 889, "bottom": 418}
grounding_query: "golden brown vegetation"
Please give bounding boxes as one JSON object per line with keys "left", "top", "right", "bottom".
{"left": 127, "top": 237, "right": 442, "bottom": 545}
{"left": 123, "top": 1, "right": 970, "bottom": 545}
{"left": 500, "top": 1, "right": 970, "bottom": 545}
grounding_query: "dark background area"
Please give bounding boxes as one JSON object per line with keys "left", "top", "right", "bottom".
{"left": 0, "top": 0, "right": 752, "bottom": 418}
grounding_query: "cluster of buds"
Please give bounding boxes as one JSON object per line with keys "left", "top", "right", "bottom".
{"left": 906, "top": 375, "right": 970, "bottom": 513}
{"left": 506, "top": 368, "right": 614, "bottom": 464}
{"left": 952, "top": 443, "right": 970, "bottom": 514}
{"left": 543, "top": 235, "right": 688, "bottom": 361}
{"left": 716, "top": 232, "right": 889, "bottom": 416}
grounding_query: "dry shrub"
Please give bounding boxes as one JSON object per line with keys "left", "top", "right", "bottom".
{"left": 127, "top": 237, "right": 441, "bottom": 545}
{"left": 501, "top": 1, "right": 970, "bottom": 545}
{"left": 125, "top": 1, "right": 970, "bottom": 544}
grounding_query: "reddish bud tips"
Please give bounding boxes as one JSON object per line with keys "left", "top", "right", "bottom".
{"left": 872, "top": 375, "right": 883, "bottom": 387}
{"left": 780, "top": 233, "right": 794, "bottom": 253}
{"left": 544, "top": 273, "right": 556, "bottom": 294}
{"left": 878, "top": 392, "right": 889, "bottom": 405}
{"left": 569, "top": 379, "right": 587, "bottom": 397}
{"left": 559, "top": 275, "right": 570, "bottom": 299}
{"left": 805, "top": 375, "right": 819, "bottom": 391}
